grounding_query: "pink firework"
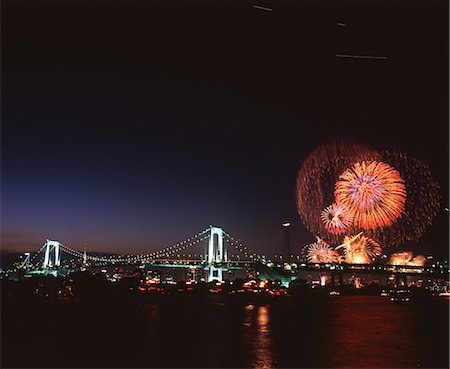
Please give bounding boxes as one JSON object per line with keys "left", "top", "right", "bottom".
{"left": 321, "top": 203, "right": 353, "bottom": 234}
{"left": 306, "top": 242, "right": 341, "bottom": 263}
{"left": 335, "top": 161, "right": 406, "bottom": 230}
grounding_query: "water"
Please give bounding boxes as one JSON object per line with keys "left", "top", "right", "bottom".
{"left": 2, "top": 294, "right": 448, "bottom": 368}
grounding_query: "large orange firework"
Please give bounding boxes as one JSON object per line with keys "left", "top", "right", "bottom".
{"left": 335, "top": 161, "right": 406, "bottom": 230}
{"left": 336, "top": 232, "right": 382, "bottom": 264}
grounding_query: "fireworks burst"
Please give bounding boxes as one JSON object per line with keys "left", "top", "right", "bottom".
{"left": 306, "top": 242, "right": 341, "bottom": 263}
{"left": 296, "top": 140, "right": 441, "bottom": 247}
{"left": 388, "top": 252, "right": 425, "bottom": 267}
{"left": 336, "top": 232, "right": 382, "bottom": 264}
{"left": 321, "top": 203, "right": 353, "bottom": 234}
{"left": 296, "top": 139, "right": 380, "bottom": 243}
{"left": 335, "top": 161, "right": 406, "bottom": 230}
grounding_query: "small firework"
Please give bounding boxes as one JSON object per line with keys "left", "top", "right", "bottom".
{"left": 336, "top": 232, "right": 382, "bottom": 264}
{"left": 321, "top": 203, "right": 353, "bottom": 234}
{"left": 389, "top": 252, "right": 426, "bottom": 267}
{"left": 335, "top": 161, "right": 406, "bottom": 230}
{"left": 306, "top": 242, "right": 341, "bottom": 263}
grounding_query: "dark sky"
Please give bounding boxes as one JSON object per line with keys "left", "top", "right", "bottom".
{"left": 2, "top": 0, "right": 448, "bottom": 259}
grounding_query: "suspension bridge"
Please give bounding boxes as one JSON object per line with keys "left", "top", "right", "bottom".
{"left": 14, "top": 226, "right": 268, "bottom": 282}
{"left": 9, "top": 225, "right": 445, "bottom": 286}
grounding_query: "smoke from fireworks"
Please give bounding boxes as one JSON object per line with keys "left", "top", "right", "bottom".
{"left": 306, "top": 242, "right": 341, "bottom": 263}
{"left": 321, "top": 203, "right": 353, "bottom": 234}
{"left": 296, "top": 139, "right": 380, "bottom": 243}
{"left": 335, "top": 161, "right": 406, "bottom": 230}
{"left": 336, "top": 232, "right": 382, "bottom": 264}
{"left": 388, "top": 252, "right": 426, "bottom": 267}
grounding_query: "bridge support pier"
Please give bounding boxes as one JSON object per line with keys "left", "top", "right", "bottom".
{"left": 208, "top": 266, "right": 223, "bottom": 282}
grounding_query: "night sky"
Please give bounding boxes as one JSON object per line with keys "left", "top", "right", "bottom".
{"left": 2, "top": 0, "right": 448, "bottom": 259}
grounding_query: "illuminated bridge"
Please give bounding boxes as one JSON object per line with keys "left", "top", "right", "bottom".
{"left": 14, "top": 226, "right": 263, "bottom": 282}
{"left": 10, "top": 225, "right": 448, "bottom": 285}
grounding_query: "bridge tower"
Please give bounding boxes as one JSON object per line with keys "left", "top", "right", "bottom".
{"left": 22, "top": 252, "right": 31, "bottom": 270}
{"left": 43, "top": 239, "right": 61, "bottom": 269}
{"left": 206, "top": 226, "right": 227, "bottom": 282}
{"left": 82, "top": 246, "right": 87, "bottom": 266}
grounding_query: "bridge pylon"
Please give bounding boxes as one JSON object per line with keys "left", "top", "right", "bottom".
{"left": 82, "top": 246, "right": 87, "bottom": 266}
{"left": 43, "top": 240, "right": 61, "bottom": 269}
{"left": 206, "top": 225, "right": 227, "bottom": 282}
{"left": 21, "top": 252, "right": 31, "bottom": 270}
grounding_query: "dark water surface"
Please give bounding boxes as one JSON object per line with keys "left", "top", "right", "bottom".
{"left": 2, "top": 295, "right": 449, "bottom": 368}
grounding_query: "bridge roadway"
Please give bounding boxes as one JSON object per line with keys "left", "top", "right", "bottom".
{"left": 24, "top": 258, "right": 448, "bottom": 282}
{"left": 84, "top": 258, "right": 446, "bottom": 278}
{"left": 291, "top": 263, "right": 445, "bottom": 278}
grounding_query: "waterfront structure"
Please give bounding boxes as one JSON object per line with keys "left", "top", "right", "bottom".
{"left": 4, "top": 226, "right": 448, "bottom": 288}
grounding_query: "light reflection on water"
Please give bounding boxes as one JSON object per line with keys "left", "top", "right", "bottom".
{"left": 255, "top": 305, "right": 273, "bottom": 369}
{"left": 243, "top": 304, "right": 274, "bottom": 368}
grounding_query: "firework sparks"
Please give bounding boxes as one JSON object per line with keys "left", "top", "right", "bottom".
{"left": 335, "top": 161, "right": 406, "bottom": 230}
{"left": 389, "top": 252, "right": 425, "bottom": 267}
{"left": 377, "top": 151, "right": 441, "bottom": 246}
{"left": 336, "top": 232, "right": 382, "bottom": 264}
{"left": 306, "top": 242, "right": 341, "bottom": 263}
{"left": 321, "top": 203, "right": 353, "bottom": 234}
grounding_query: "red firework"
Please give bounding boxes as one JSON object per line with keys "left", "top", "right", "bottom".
{"left": 335, "top": 161, "right": 406, "bottom": 230}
